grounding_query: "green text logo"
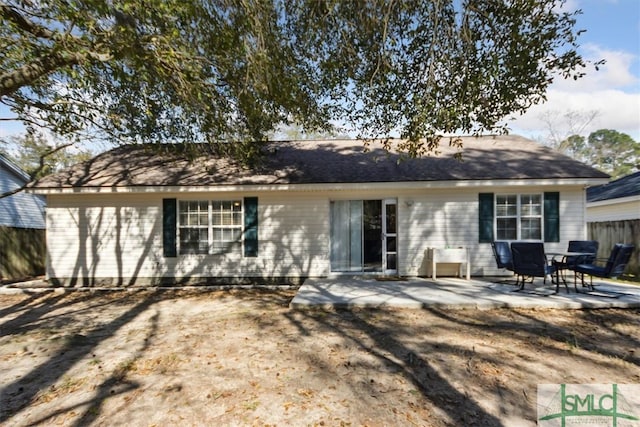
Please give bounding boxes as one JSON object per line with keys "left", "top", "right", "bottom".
{"left": 538, "top": 384, "right": 640, "bottom": 427}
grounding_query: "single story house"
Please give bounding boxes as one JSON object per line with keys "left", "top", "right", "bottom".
{"left": 28, "top": 135, "right": 609, "bottom": 286}
{"left": 0, "top": 154, "right": 46, "bottom": 279}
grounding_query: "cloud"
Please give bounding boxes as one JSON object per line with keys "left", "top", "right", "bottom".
{"left": 555, "top": 0, "right": 581, "bottom": 13}
{"left": 554, "top": 44, "right": 638, "bottom": 91}
{"left": 508, "top": 45, "right": 640, "bottom": 141}
{"left": 509, "top": 89, "right": 639, "bottom": 138}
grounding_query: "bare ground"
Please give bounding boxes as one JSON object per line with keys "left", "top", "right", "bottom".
{"left": 0, "top": 289, "right": 638, "bottom": 426}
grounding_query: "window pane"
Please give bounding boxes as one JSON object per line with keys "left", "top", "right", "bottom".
{"left": 520, "top": 194, "right": 541, "bottom": 216}
{"left": 521, "top": 194, "right": 541, "bottom": 205}
{"left": 386, "top": 236, "right": 397, "bottom": 252}
{"left": 496, "top": 195, "right": 517, "bottom": 216}
{"left": 386, "top": 203, "right": 396, "bottom": 234}
{"left": 212, "top": 212, "right": 221, "bottom": 225}
{"left": 386, "top": 253, "right": 397, "bottom": 270}
{"left": 212, "top": 201, "right": 243, "bottom": 227}
{"left": 212, "top": 241, "right": 241, "bottom": 255}
{"left": 232, "top": 212, "right": 242, "bottom": 225}
{"left": 521, "top": 218, "right": 541, "bottom": 240}
{"left": 179, "top": 228, "right": 208, "bottom": 254}
{"left": 179, "top": 212, "right": 189, "bottom": 226}
{"left": 180, "top": 201, "right": 209, "bottom": 225}
{"left": 222, "top": 212, "right": 233, "bottom": 225}
{"left": 497, "top": 218, "right": 517, "bottom": 240}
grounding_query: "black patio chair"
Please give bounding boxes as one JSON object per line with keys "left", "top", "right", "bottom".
{"left": 491, "top": 241, "right": 516, "bottom": 285}
{"left": 552, "top": 240, "right": 599, "bottom": 283}
{"left": 573, "top": 243, "right": 635, "bottom": 291}
{"left": 491, "top": 241, "right": 514, "bottom": 271}
{"left": 510, "top": 242, "right": 557, "bottom": 292}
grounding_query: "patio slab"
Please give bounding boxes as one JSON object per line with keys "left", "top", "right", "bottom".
{"left": 290, "top": 276, "right": 640, "bottom": 309}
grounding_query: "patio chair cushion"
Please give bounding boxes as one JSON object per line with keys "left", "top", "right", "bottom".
{"left": 491, "top": 241, "right": 513, "bottom": 271}
{"left": 511, "top": 242, "right": 556, "bottom": 278}
{"left": 555, "top": 240, "right": 599, "bottom": 271}
{"left": 574, "top": 243, "right": 635, "bottom": 279}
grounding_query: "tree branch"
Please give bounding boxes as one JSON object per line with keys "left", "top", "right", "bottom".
{"left": 0, "top": 142, "right": 74, "bottom": 199}
{"left": 0, "top": 2, "right": 56, "bottom": 40}
{"left": 0, "top": 52, "right": 83, "bottom": 97}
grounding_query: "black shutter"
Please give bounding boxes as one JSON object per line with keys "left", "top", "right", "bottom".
{"left": 478, "top": 193, "right": 494, "bottom": 243}
{"left": 544, "top": 192, "right": 560, "bottom": 242}
{"left": 163, "top": 198, "right": 177, "bottom": 257}
{"left": 244, "top": 197, "right": 258, "bottom": 257}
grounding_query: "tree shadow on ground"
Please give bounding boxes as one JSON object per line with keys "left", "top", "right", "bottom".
{"left": 281, "top": 301, "right": 640, "bottom": 426}
{"left": 283, "top": 307, "right": 504, "bottom": 426}
{"left": 0, "top": 291, "right": 163, "bottom": 424}
{"left": 423, "top": 307, "right": 640, "bottom": 367}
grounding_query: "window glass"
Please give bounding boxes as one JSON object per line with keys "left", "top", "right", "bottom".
{"left": 521, "top": 218, "right": 542, "bottom": 240}
{"left": 496, "top": 195, "right": 517, "bottom": 216}
{"left": 179, "top": 228, "right": 208, "bottom": 254}
{"left": 496, "top": 218, "right": 517, "bottom": 240}
{"left": 520, "top": 194, "right": 541, "bottom": 216}
{"left": 179, "top": 200, "right": 243, "bottom": 255}
{"left": 495, "top": 194, "right": 543, "bottom": 240}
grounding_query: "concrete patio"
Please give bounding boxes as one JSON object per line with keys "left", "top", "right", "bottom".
{"left": 290, "top": 276, "right": 640, "bottom": 309}
{"left": 2, "top": 276, "right": 639, "bottom": 310}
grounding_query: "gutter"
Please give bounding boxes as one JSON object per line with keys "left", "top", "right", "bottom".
{"left": 27, "top": 177, "right": 610, "bottom": 195}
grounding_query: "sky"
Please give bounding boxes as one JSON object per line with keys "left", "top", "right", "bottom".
{"left": 507, "top": 0, "right": 640, "bottom": 142}
{"left": 1, "top": 0, "right": 639, "bottom": 145}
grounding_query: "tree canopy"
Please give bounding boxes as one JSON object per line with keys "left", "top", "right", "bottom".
{"left": 1, "top": 133, "right": 93, "bottom": 179}
{"left": 1, "top": 0, "right": 594, "bottom": 162}
{"left": 559, "top": 129, "right": 640, "bottom": 179}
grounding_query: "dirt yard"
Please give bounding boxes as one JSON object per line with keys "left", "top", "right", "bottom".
{"left": 0, "top": 289, "right": 638, "bottom": 426}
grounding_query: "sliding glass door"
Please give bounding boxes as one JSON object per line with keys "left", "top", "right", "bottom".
{"left": 330, "top": 200, "right": 363, "bottom": 272}
{"left": 330, "top": 199, "right": 397, "bottom": 274}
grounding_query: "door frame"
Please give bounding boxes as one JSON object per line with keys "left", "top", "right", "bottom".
{"left": 382, "top": 198, "right": 398, "bottom": 275}
{"left": 329, "top": 198, "right": 398, "bottom": 274}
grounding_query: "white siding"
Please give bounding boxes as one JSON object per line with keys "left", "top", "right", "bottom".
{"left": 587, "top": 199, "right": 640, "bottom": 222}
{"left": 46, "top": 192, "right": 331, "bottom": 284}
{"left": 45, "top": 185, "right": 590, "bottom": 284}
{"left": 398, "top": 186, "right": 587, "bottom": 276}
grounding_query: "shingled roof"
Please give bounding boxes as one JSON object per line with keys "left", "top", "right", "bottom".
{"left": 30, "top": 135, "right": 609, "bottom": 190}
{"left": 587, "top": 171, "right": 640, "bottom": 202}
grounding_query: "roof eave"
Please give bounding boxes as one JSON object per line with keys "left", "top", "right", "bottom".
{"left": 587, "top": 194, "right": 640, "bottom": 206}
{"left": 0, "top": 154, "right": 31, "bottom": 182}
{"left": 26, "top": 177, "right": 610, "bottom": 195}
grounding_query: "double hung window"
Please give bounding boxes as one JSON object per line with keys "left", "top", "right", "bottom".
{"left": 178, "top": 200, "right": 243, "bottom": 254}
{"left": 495, "top": 194, "right": 542, "bottom": 240}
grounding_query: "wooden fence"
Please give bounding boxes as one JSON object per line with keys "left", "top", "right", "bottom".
{"left": 0, "top": 226, "right": 46, "bottom": 281}
{"left": 588, "top": 219, "right": 640, "bottom": 278}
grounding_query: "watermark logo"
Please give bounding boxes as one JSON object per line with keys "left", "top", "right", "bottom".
{"left": 538, "top": 384, "right": 640, "bottom": 426}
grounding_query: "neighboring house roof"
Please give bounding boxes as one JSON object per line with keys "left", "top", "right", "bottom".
{"left": 30, "top": 135, "right": 609, "bottom": 191}
{"left": 587, "top": 171, "right": 640, "bottom": 203}
{"left": 0, "top": 154, "right": 46, "bottom": 229}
